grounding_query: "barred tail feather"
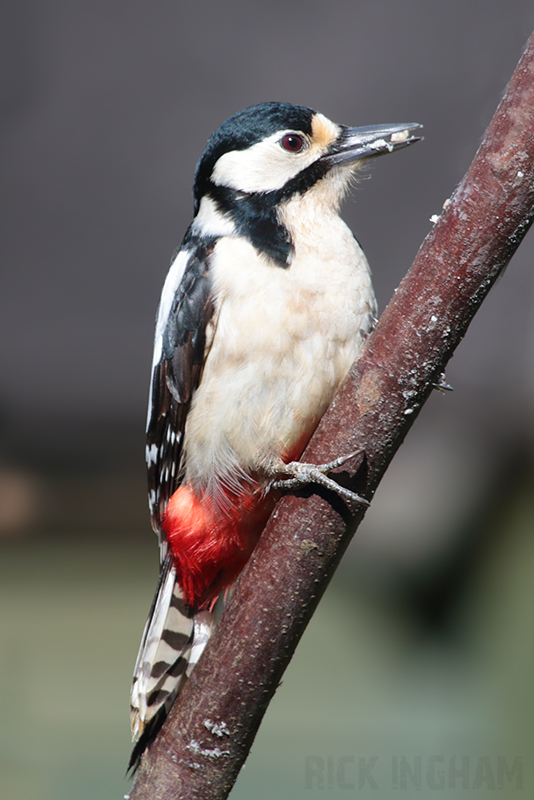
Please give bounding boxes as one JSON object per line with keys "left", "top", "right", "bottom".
{"left": 129, "top": 555, "right": 214, "bottom": 771}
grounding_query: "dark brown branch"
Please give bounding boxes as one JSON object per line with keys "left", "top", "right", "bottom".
{"left": 129, "top": 33, "right": 534, "bottom": 800}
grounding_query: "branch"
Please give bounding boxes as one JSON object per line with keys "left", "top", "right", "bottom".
{"left": 129, "top": 33, "right": 534, "bottom": 800}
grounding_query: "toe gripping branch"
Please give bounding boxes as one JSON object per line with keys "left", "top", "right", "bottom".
{"left": 270, "top": 450, "right": 369, "bottom": 508}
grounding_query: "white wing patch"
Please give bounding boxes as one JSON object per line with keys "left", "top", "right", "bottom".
{"left": 152, "top": 248, "right": 191, "bottom": 367}
{"left": 146, "top": 443, "right": 158, "bottom": 467}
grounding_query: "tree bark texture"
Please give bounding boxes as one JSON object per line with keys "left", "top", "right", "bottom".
{"left": 129, "top": 32, "right": 534, "bottom": 800}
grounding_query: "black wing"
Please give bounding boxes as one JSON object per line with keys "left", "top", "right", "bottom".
{"left": 146, "top": 240, "right": 216, "bottom": 549}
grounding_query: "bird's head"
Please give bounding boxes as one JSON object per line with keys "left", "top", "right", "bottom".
{"left": 190, "top": 102, "right": 421, "bottom": 266}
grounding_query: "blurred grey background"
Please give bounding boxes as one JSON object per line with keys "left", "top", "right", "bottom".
{"left": 1, "top": 2, "right": 534, "bottom": 799}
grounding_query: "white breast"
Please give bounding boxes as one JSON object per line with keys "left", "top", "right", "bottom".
{"left": 182, "top": 197, "right": 376, "bottom": 498}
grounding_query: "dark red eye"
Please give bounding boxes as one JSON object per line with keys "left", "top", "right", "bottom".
{"left": 281, "top": 133, "right": 304, "bottom": 152}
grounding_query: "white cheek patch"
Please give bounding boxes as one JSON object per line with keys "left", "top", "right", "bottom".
{"left": 211, "top": 131, "right": 321, "bottom": 193}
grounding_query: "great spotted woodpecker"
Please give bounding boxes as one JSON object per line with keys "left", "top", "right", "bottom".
{"left": 129, "top": 102, "right": 421, "bottom": 768}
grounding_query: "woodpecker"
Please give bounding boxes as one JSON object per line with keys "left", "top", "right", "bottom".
{"left": 130, "top": 102, "right": 421, "bottom": 768}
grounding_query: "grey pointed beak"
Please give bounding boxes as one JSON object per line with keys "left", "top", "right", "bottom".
{"left": 325, "top": 122, "right": 423, "bottom": 166}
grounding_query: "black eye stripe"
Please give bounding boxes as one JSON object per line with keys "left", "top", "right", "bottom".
{"left": 281, "top": 134, "right": 305, "bottom": 153}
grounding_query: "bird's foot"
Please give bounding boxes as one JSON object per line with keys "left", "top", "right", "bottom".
{"left": 269, "top": 451, "right": 369, "bottom": 506}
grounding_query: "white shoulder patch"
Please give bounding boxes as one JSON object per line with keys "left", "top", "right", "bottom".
{"left": 152, "top": 248, "right": 191, "bottom": 366}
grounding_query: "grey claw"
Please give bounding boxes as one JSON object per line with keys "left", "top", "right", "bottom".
{"left": 432, "top": 372, "right": 454, "bottom": 392}
{"left": 269, "top": 451, "right": 368, "bottom": 507}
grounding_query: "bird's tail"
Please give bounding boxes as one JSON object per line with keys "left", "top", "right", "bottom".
{"left": 129, "top": 555, "right": 214, "bottom": 771}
